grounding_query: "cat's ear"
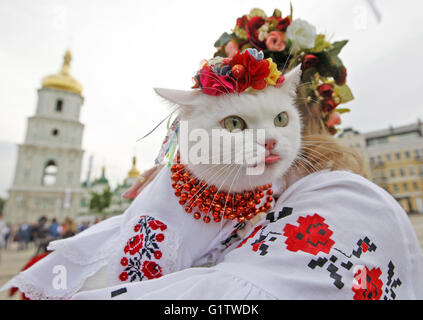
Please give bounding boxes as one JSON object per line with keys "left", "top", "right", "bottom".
{"left": 282, "top": 64, "right": 302, "bottom": 96}
{"left": 154, "top": 88, "right": 202, "bottom": 106}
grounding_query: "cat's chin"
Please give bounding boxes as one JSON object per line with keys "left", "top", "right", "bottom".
{"left": 185, "top": 160, "right": 292, "bottom": 193}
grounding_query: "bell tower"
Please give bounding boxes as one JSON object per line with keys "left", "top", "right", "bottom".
{"left": 4, "top": 50, "right": 85, "bottom": 223}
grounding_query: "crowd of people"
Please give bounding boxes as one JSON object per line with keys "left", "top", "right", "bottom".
{"left": 0, "top": 214, "right": 101, "bottom": 257}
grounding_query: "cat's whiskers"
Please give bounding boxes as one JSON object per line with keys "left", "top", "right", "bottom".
{"left": 205, "top": 164, "right": 239, "bottom": 217}
{"left": 185, "top": 163, "right": 233, "bottom": 209}
{"left": 218, "top": 163, "right": 243, "bottom": 224}
{"left": 300, "top": 145, "right": 334, "bottom": 163}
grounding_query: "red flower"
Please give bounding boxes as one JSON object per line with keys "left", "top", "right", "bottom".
{"left": 199, "top": 66, "right": 236, "bottom": 96}
{"left": 119, "top": 272, "right": 128, "bottom": 282}
{"left": 317, "top": 83, "right": 334, "bottom": 99}
{"left": 321, "top": 99, "right": 337, "bottom": 112}
{"left": 301, "top": 54, "right": 319, "bottom": 71}
{"left": 236, "top": 15, "right": 248, "bottom": 28}
{"left": 120, "top": 257, "right": 128, "bottom": 266}
{"left": 245, "top": 16, "right": 266, "bottom": 50}
{"left": 352, "top": 266, "right": 383, "bottom": 300}
{"left": 148, "top": 219, "right": 167, "bottom": 231}
{"left": 154, "top": 250, "right": 162, "bottom": 259}
{"left": 134, "top": 224, "right": 141, "bottom": 232}
{"left": 276, "top": 17, "right": 291, "bottom": 32}
{"left": 283, "top": 213, "right": 335, "bottom": 255}
{"left": 142, "top": 261, "right": 163, "bottom": 280}
{"left": 230, "top": 50, "right": 270, "bottom": 92}
{"left": 124, "top": 234, "right": 143, "bottom": 255}
{"left": 156, "top": 233, "right": 165, "bottom": 242}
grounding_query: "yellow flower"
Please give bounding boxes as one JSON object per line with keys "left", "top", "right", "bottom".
{"left": 265, "top": 58, "right": 282, "bottom": 86}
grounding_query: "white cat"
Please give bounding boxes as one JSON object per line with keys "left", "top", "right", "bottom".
{"left": 80, "top": 65, "right": 303, "bottom": 291}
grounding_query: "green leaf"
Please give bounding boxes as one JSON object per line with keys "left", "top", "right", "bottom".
{"left": 290, "top": 2, "right": 293, "bottom": 19}
{"left": 301, "top": 67, "right": 317, "bottom": 83}
{"left": 335, "top": 108, "right": 351, "bottom": 114}
{"left": 312, "top": 34, "right": 331, "bottom": 52}
{"left": 214, "top": 32, "right": 234, "bottom": 48}
{"left": 334, "top": 84, "right": 354, "bottom": 103}
{"left": 326, "top": 40, "right": 348, "bottom": 56}
{"left": 272, "top": 8, "right": 282, "bottom": 17}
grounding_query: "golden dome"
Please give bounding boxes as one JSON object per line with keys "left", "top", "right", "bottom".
{"left": 128, "top": 156, "right": 140, "bottom": 178}
{"left": 41, "top": 50, "right": 83, "bottom": 95}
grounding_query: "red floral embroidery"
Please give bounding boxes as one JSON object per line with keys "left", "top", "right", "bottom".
{"left": 124, "top": 234, "right": 144, "bottom": 255}
{"left": 119, "top": 216, "right": 167, "bottom": 283}
{"left": 119, "top": 272, "right": 128, "bottom": 282}
{"left": 236, "top": 225, "right": 263, "bottom": 248}
{"left": 120, "top": 257, "right": 128, "bottom": 266}
{"left": 142, "top": 260, "right": 163, "bottom": 280}
{"left": 148, "top": 220, "right": 167, "bottom": 231}
{"left": 252, "top": 240, "right": 266, "bottom": 252}
{"left": 283, "top": 213, "right": 334, "bottom": 255}
{"left": 352, "top": 266, "right": 383, "bottom": 300}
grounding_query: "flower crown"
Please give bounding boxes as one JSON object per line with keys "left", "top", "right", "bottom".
{"left": 192, "top": 48, "right": 285, "bottom": 96}
{"left": 209, "top": 7, "right": 354, "bottom": 134}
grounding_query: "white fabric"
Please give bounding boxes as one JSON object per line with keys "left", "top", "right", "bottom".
{"left": 0, "top": 166, "right": 243, "bottom": 299}
{"left": 71, "top": 170, "right": 423, "bottom": 300}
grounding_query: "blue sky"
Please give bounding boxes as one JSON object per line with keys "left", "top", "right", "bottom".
{"left": 1, "top": 0, "right": 423, "bottom": 198}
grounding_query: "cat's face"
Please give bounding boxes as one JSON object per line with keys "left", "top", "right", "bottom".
{"left": 155, "top": 65, "right": 302, "bottom": 193}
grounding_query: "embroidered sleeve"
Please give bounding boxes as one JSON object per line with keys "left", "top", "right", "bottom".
{"left": 109, "top": 215, "right": 180, "bottom": 285}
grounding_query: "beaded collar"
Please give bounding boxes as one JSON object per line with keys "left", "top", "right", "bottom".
{"left": 170, "top": 155, "right": 274, "bottom": 224}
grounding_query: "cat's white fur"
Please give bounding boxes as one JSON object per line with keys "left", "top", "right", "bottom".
{"left": 80, "top": 65, "right": 303, "bottom": 292}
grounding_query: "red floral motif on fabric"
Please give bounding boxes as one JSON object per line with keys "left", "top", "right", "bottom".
{"left": 142, "top": 261, "right": 163, "bottom": 280}
{"left": 283, "top": 213, "right": 335, "bottom": 255}
{"left": 236, "top": 225, "right": 263, "bottom": 249}
{"left": 352, "top": 266, "right": 383, "bottom": 300}
{"left": 119, "top": 215, "right": 166, "bottom": 283}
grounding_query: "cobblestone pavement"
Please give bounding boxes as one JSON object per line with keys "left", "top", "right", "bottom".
{"left": 0, "top": 215, "right": 422, "bottom": 300}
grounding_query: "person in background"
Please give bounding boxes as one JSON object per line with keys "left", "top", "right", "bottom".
{"left": 0, "top": 214, "right": 6, "bottom": 261}
{"left": 17, "top": 222, "right": 31, "bottom": 251}
{"left": 33, "top": 216, "right": 49, "bottom": 256}
{"left": 62, "top": 217, "right": 76, "bottom": 239}
{"left": 48, "top": 218, "right": 60, "bottom": 240}
{"left": 3, "top": 223, "right": 11, "bottom": 250}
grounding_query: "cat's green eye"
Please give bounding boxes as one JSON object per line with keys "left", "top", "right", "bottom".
{"left": 221, "top": 116, "right": 247, "bottom": 132}
{"left": 274, "top": 112, "right": 289, "bottom": 127}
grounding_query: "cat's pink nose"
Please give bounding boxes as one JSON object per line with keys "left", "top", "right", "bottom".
{"left": 265, "top": 139, "right": 277, "bottom": 150}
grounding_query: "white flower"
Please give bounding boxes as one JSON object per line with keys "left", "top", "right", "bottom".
{"left": 286, "top": 18, "right": 317, "bottom": 50}
{"left": 258, "top": 24, "right": 269, "bottom": 42}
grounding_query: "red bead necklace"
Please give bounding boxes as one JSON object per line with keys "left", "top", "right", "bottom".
{"left": 170, "top": 155, "right": 274, "bottom": 224}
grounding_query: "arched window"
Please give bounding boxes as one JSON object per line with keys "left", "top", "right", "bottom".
{"left": 56, "top": 99, "right": 63, "bottom": 112}
{"left": 42, "top": 160, "right": 58, "bottom": 186}
{"left": 52, "top": 128, "right": 59, "bottom": 136}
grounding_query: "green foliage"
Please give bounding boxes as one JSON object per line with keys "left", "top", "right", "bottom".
{"left": 312, "top": 34, "right": 332, "bottom": 52}
{"left": 334, "top": 84, "right": 354, "bottom": 103}
{"left": 89, "top": 187, "right": 112, "bottom": 213}
{"left": 214, "top": 32, "right": 234, "bottom": 48}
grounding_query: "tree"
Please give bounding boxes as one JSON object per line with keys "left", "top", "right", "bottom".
{"left": 89, "top": 188, "right": 112, "bottom": 213}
